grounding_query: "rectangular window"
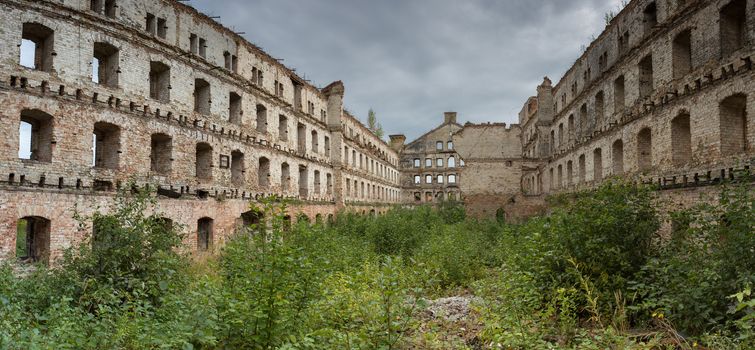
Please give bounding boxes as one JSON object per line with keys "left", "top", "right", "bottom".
{"left": 413, "top": 158, "right": 420, "bottom": 168}
{"left": 190, "top": 34, "right": 198, "bottom": 54}
{"left": 425, "top": 175, "right": 432, "bottom": 184}
{"left": 437, "top": 175, "right": 444, "bottom": 183}
{"left": 448, "top": 174, "right": 457, "bottom": 184}
{"left": 145, "top": 13, "right": 156, "bottom": 35}
{"left": 425, "top": 158, "right": 432, "bottom": 167}
{"left": 436, "top": 158, "right": 443, "bottom": 167}
{"left": 414, "top": 175, "right": 421, "bottom": 184}
{"left": 156, "top": 18, "right": 167, "bottom": 39}
{"left": 436, "top": 141, "right": 443, "bottom": 150}
{"left": 198, "top": 38, "right": 206, "bottom": 58}
{"left": 447, "top": 141, "right": 453, "bottom": 150}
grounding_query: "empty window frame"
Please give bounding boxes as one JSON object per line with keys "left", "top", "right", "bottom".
{"left": 150, "top": 133, "right": 172, "bottom": 174}
{"left": 719, "top": 94, "right": 748, "bottom": 154}
{"left": 20, "top": 23, "right": 54, "bottom": 72}
{"left": 324, "top": 136, "right": 330, "bottom": 155}
{"left": 189, "top": 33, "right": 198, "bottom": 54}
{"left": 278, "top": 115, "right": 288, "bottom": 141}
{"left": 297, "top": 123, "right": 306, "bottom": 153}
{"left": 157, "top": 18, "right": 167, "bottom": 39}
{"left": 673, "top": 29, "right": 692, "bottom": 79}
{"left": 579, "top": 103, "right": 589, "bottom": 138}
{"left": 414, "top": 158, "right": 420, "bottom": 168}
{"left": 145, "top": 13, "right": 156, "bottom": 35}
{"left": 414, "top": 175, "right": 421, "bottom": 184}
{"left": 425, "top": 158, "right": 432, "bottom": 168}
{"left": 299, "top": 165, "right": 308, "bottom": 198}
{"left": 281, "top": 162, "right": 290, "bottom": 190}
{"left": 197, "top": 217, "right": 213, "bottom": 251}
{"left": 258, "top": 157, "right": 270, "bottom": 188}
{"left": 612, "top": 139, "right": 624, "bottom": 175}
{"left": 593, "top": 148, "right": 603, "bottom": 182}
{"left": 193, "top": 78, "right": 211, "bottom": 115}
{"left": 149, "top": 61, "right": 170, "bottom": 102}
{"left": 595, "top": 91, "right": 605, "bottom": 127}
{"left": 578, "top": 154, "right": 586, "bottom": 183}
{"left": 436, "top": 158, "right": 443, "bottom": 167}
{"left": 255, "top": 104, "right": 268, "bottom": 133}
{"left": 643, "top": 2, "right": 658, "bottom": 36}
{"left": 720, "top": 0, "right": 746, "bottom": 57}
{"left": 91, "top": 0, "right": 116, "bottom": 17}
{"left": 568, "top": 114, "right": 575, "bottom": 142}
{"left": 196, "top": 142, "right": 213, "bottom": 179}
{"left": 311, "top": 130, "right": 319, "bottom": 153}
{"left": 92, "top": 42, "right": 119, "bottom": 87}
{"left": 229, "top": 92, "right": 242, "bottom": 124}
{"left": 637, "top": 128, "right": 653, "bottom": 171}
{"left": 448, "top": 156, "right": 456, "bottom": 168}
{"left": 198, "top": 38, "right": 207, "bottom": 58}
{"left": 18, "top": 109, "right": 53, "bottom": 162}
{"left": 437, "top": 174, "right": 444, "bottom": 184}
{"left": 231, "top": 150, "right": 245, "bottom": 186}
{"left": 436, "top": 141, "right": 443, "bottom": 150}
{"left": 448, "top": 174, "right": 457, "bottom": 184}
{"left": 16, "top": 216, "right": 51, "bottom": 264}
{"left": 671, "top": 112, "right": 692, "bottom": 165}
{"left": 313, "top": 170, "right": 321, "bottom": 194}
{"left": 425, "top": 174, "right": 432, "bottom": 184}
{"left": 638, "top": 55, "right": 654, "bottom": 99}
{"left": 447, "top": 141, "right": 454, "bottom": 150}
{"left": 613, "top": 75, "right": 625, "bottom": 113}
{"left": 92, "top": 121, "right": 120, "bottom": 169}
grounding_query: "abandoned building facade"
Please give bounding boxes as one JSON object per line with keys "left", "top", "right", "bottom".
{"left": 518, "top": 0, "right": 754, "bottom": 197}
{"left": 1, "top": 0, "right": 754, "bottom": 263}
{"left": 390, "top": 112, "right": 464, "bottom": 204}
{"left": 0, "top": 0, "right": 401, "bottom": 263}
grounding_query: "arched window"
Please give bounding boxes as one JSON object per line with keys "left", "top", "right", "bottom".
{"left": 720, "top": 0, "right": 746, "bottom": 57}
{"left": 719, "top": 94, "right": 747, "bottom": 155}
{"left": 671, "top": 112, "right": 692, "bottom": 165}
{"left": 448, "top": 156, "right": 456, "bottom": 168}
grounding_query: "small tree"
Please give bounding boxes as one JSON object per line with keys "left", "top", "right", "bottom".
{"left": 367, "top": 108, "right": 384, "bottom": 139}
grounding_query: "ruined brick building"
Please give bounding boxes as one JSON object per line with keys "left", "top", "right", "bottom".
{"left": 389, "top": 112, "right": 464, "bottom": 204}
{"left": 1, "top": 0, "right": 753, "bottom": 263}
{"left": 0, "top": 0, "right": 401, "bottom": 263}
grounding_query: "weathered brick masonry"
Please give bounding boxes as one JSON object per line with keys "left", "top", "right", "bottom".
{"left": 2, "top": 0, "right": 753, "bottom": 262}
{"left": 0, "top": 0, "right": 401, "bottom": 263}
{"left": 449, "top": 0, "right": 754, "bottom": 219}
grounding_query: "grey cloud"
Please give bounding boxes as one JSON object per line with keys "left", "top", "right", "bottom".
{"left": 189, "top": 0, "right": 623, "bottom": 140}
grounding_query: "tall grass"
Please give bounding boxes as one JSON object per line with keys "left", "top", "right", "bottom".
{"left": 0, "top": 182, "right": 752, "bottom": 349}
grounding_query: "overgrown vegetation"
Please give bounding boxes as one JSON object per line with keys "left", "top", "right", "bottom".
{"left": 1, "top": 181, "right": 753, "bottom": 349}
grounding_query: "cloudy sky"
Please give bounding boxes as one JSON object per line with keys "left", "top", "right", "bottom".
{"left": 189, "top": 0, "right": 624, "bottom": 141}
